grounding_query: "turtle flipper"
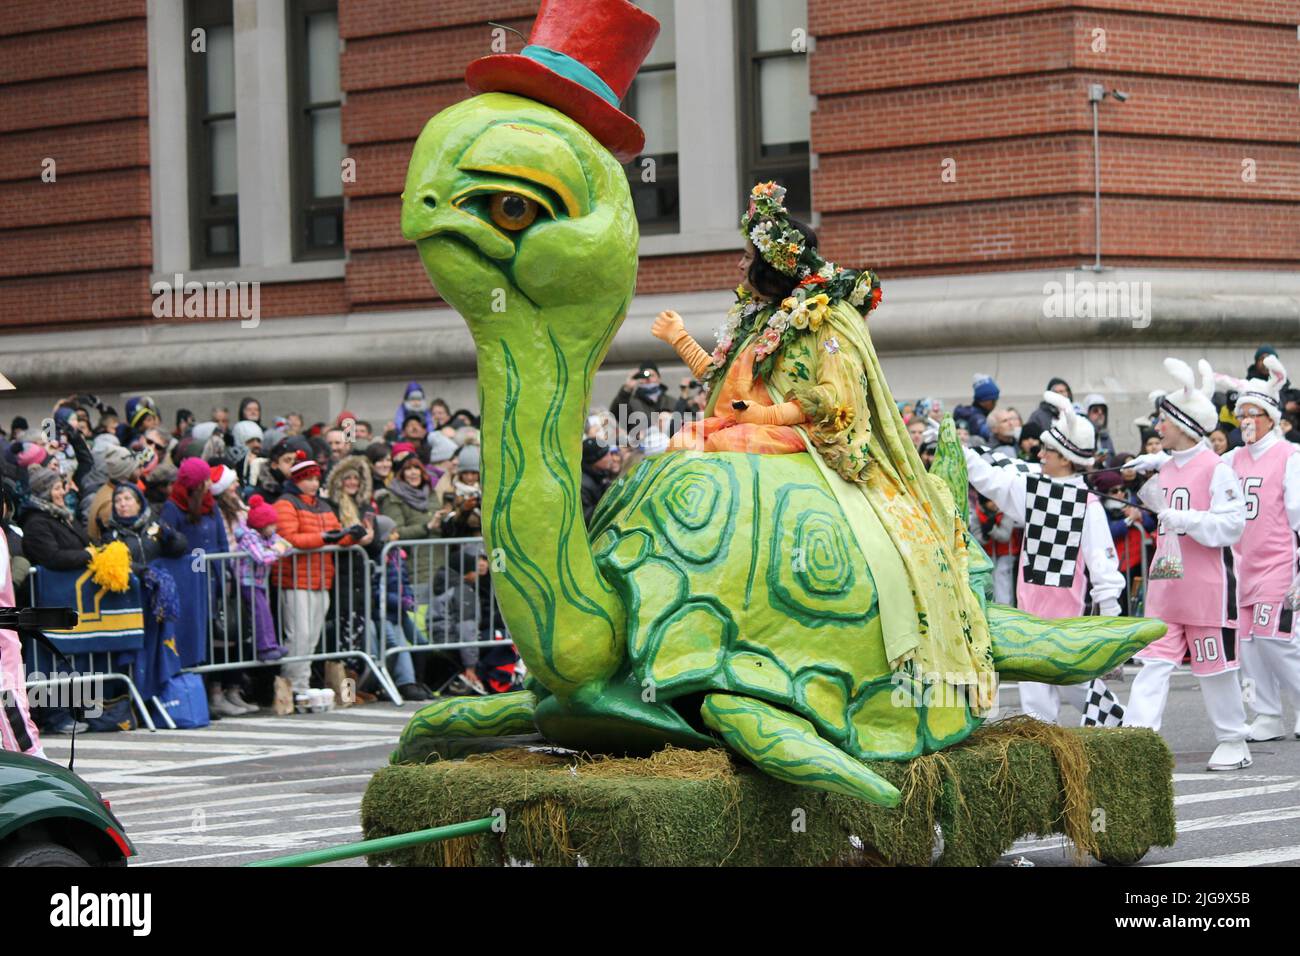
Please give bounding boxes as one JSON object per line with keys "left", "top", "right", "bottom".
{"left": 391, "top": 690, "right": 538, "bottom": 764}
{"left": 988, "top": 605, "right": 1166, "bottom": 684}
{"left": 700, "top": 693, "right": 901, "bottom": 808}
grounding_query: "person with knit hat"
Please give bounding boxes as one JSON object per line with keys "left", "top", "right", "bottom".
{"left": 420, "top": 432, "right": 456, "bottom": 503}
{"left": 234, "top": 495, "right": 291, "bottom": 664}
{"left": 247, "top": 434, "right": 309, "bottom": 505}
{"left": 1083, "top": 393, "right": 1116, "bottom": 459}
{"left": 581, "top": 437, "right": 619, "bottom": 524}
{"left": 16, "top": 466, "right": 92, "bottom": 573}
{"left": 1122, "top": 358, "right": 1252, "bottom": 770}
{"left": 273, "top": 451, "right": 367, "bottom": 695}
{"left": 81, "top": 442, "right": 138, "bottom": 542}
{"left": 1212, "top": 355, "right": 1300, "bottom": 743}
{"left": 117, "top": 395, "right": 160, "bottom": 448}
{"left": 964, "top": 390, "right": 1126, "bottom": 725}
{"left": 157, "top": 455, "right": 230, "bottom": 671}
{"left": 100, "top": 480, "right": 187, "bottom": 573}
{"left": 324, "top": 454, "right": 378, "bottom": 664}
{"left": 953, "top": 374, "right": 1000, "bottom": 443}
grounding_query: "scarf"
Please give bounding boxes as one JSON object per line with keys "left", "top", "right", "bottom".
{"left": 388, "top": 475, "right": 430, "bottom": 512}
{"left": 26, "top": 495, "right": 75, "bottom": 525}
{"left": 168, "top": 480, "right": 214, "bottom": 521}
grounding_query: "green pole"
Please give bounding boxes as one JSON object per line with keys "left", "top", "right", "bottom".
{"left": 245, "top": 817, "right": 496, "bottom": 868}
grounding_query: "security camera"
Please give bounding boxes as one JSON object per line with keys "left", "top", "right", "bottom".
{"left": 1111, "top": 90, "right": 1130, "bottom": 102}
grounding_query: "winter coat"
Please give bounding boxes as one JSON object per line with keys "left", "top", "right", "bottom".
{"left": 582, "top": 467, "right": 612, "bottom": 524}
{"left": 16, "top": 504, "right": 91, "bottom": 571}
{"left": 272, "top": 489, "right": 358, "bottom": 590}
{"left": 952, "top": 403, "right": 991, "bottom": 442}
{"left": 323, "top": 455, "right": 375, "bottom": 527}
{"left": 610, "top": 382, "right": 677, "bottom": 437}
{"left": 158, "top": 498, "right": 229, "bottom": 668}
{"left": 1027, "top": 400, "right": 1059, "bottom": 435}
{"left": 102, "top": 511, "right": 189, "bottom": 573}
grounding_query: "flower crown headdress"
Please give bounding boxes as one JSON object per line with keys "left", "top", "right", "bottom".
{"left": 703, "top": 183, "right": 884, "bottom": 389}
{"left": 739, "top": 181, "right": 882, "bottom": 317}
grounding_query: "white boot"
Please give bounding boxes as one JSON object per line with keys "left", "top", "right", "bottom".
{"left": 209, "top": 689, "right": 245, "bottom": 718}
{"left": 225, "top": 687, "right": 260, "bottom": 715}
{"left": 1246, "top": 714, "right": 1286, "bottom": 742}
{"left": 1017, "top": 682, "right": 1061, "bottom": 724}
{"left": 1207, "top": 740, "right": 1252, "bottom": 771}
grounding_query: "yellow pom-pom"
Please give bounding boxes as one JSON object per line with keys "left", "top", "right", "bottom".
{"left": 89, "top": 540, "right": 133, "bottom": 593}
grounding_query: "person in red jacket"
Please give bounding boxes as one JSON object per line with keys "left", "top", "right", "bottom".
{"left": 272, "top": 452, "right": 368, "bottom": 695}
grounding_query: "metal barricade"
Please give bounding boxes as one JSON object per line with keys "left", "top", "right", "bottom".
{"left": 191, "top": 546, "right": 402, "bottom": 705}
{"left": 20, "top": 569, "right": 159, "bottom": 732}
{"left": 375, "top": 537, "right": 514, "bottom": 697}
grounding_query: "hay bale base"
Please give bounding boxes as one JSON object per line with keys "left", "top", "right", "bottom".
{"left": 361, "top": 717, "right": 1175, "bottom": 867}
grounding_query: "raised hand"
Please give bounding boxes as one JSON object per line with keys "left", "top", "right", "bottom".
{"left": 651, "top": 309, "right": 685, "bottom": 343}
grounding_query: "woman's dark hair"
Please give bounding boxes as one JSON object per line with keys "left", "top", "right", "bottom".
{"left": 364, "top": 442, "right": 392, "bottom": 467}
{"left": 238, "top": 397, "right": 260, "bottom": 422}
{"left": 748, "top": 218, "right": 818, "bottom": 301}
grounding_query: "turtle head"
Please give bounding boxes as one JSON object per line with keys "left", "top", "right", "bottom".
{"left": 402, "top": 93, "right": 639, "bottom": 350}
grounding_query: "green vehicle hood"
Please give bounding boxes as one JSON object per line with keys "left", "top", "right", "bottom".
{"left": 0, "top": 750, "right": 134, "bottom": 858}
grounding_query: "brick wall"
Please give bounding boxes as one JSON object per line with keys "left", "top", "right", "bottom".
{"left": 2, "top": 0, "right": 1295, "bottom": 334}
{"left": 809, "top": 1, "right": 1300, "bottom": 275}
{"left": 0, "top": 1, "right": 153, "bottom": 327}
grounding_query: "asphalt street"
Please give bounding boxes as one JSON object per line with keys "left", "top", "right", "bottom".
{"left": 37, "top": 667, "right": 1300, "bottom": 868}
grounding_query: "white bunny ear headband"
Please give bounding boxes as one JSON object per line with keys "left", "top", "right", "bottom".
{"left": 1152, "top": 357, "right": 1217, "bottom": 438}
{"left": 1232, "top": 354, "right": 1288, "bottom": 421}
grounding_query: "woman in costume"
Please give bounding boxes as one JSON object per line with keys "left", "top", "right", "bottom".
{"left": 654, "top": 182, "right": 996, "bottom": 710}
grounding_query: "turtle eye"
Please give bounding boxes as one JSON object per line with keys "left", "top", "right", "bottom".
{"left": 488, "top": 192, "right": 539, "bottom": 232}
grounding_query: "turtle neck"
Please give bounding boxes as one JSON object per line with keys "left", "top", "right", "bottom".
{"left": 1168, "top": 439, "right": 1208, "bottom": 466}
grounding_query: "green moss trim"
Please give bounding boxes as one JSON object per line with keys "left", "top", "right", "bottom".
{"left": 362, "top": 718, "right": 1175, "bottom": 867}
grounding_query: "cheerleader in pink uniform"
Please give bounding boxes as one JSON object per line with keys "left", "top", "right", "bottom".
{"left": 1219, "top": 355, "right": 1300, "bottom": 743}
{"left": 1124, "top": 358, "right": 1251, "bottom": 771}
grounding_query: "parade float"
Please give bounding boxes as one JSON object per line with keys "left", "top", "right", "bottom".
{"left": 361, "top": 0, "right": 1176, "bottom": 866}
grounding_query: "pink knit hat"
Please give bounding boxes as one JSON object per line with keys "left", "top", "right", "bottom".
{"left": 209, "top": 464, "right": 237, "bottom": 496}
{"left": 246, "top": 494, "right": 278, "bottom": 530}
{"left": 176, "top": 456, "right": 211, "bottom": 491}
{"left": 17, "top": 442, "right": 47, "bottom": 469}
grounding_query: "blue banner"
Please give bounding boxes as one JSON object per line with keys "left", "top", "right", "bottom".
{"left": 31, "top": 567, "right": 145, "bottom": 655}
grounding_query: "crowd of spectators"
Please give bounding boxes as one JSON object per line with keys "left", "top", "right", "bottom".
{"left": 0, "top": 383, "right": 510, "bottom": 730}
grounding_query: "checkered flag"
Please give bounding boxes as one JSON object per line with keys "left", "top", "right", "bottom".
{"left": 1080, "top": 678, "right": 1125, "bottom": 727}
{"left": 1022, "top": 474, "right": 1089, "bottom": 588}
{"left": 987, "top": 453, "right": 1040, "bottom": 476}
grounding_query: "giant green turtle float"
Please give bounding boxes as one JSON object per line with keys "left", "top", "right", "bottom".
{"left": 391, "top": 0, "right": 1163, "bottom": 810}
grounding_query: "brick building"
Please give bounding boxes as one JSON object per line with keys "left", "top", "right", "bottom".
{"left": 1, "top": 0, "right": 1298, "bottom": 435}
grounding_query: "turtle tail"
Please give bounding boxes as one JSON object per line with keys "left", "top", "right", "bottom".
{"left": 988, "top": 604, "right": 1166, "bottom": 685}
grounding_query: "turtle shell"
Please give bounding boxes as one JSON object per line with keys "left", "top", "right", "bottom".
{"left": 590, "top": 451, "right": 981, "bottom": 761}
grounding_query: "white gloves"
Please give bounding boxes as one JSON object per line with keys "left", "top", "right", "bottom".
{"left": 1123, "top": 453, "right": 1164, "bottom": 475}
{"left": 1159, "top": 509, "right": 1192, "bottom": 534}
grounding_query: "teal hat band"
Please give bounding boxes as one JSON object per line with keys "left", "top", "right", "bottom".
{"left": 521, "top": 45, "right": 620, "bottom": 108}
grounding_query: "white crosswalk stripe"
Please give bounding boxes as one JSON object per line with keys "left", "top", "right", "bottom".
{"left": 1004, "top": 758, "right": 1300, "bottom": 866}
{"left": 33, "top": 704, "right": 411, "bottom": 866}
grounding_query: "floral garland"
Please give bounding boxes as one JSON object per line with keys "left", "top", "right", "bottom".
{"left": 706, "top": 182, "right": 884, "bottom": 389}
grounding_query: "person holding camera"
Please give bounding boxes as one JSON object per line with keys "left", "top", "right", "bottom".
{"left": 272, "top": 452, "right": 367, "bottom": 696}
{"left": 610, "top": 361, "right": 677, "bottom": 446}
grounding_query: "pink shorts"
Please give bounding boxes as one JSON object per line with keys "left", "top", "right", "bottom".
{"left": 1137, "top": 621, "right": 1238, "bottom": 676}
{"left": 1239, "top": 603, "right": 1296, "bottom": 642}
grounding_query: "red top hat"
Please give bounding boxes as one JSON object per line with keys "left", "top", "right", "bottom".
{"left": 465, "top": 0, "right": 661, "bottom": 162}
